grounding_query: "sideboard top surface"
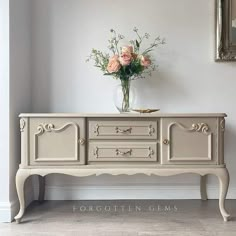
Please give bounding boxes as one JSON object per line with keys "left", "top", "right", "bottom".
{"left": 19, "top": 113, "right": 227, "bottom": 118}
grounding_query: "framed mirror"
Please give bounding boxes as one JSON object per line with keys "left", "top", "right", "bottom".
{"left": 215, "top": 0, "right": 236, "bottom": 61}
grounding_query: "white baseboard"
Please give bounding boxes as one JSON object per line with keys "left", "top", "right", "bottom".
{"left": 0, "top": 187, "right": 34, "bottom": 223}
{"left": 0, "top": 201, "right": 16, "bottom": 223}
{"left": 43, "top": 185, "right": 236, "bottom": 200}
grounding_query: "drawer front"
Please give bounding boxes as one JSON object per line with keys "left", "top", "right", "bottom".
{"left": 88, "top": 142, "right": 158, "bottom": 162}
{"left": 88, "top": 118, "right": 158, "bottom": 140}
{"left": 29, "top": 118, "right": 86, "bottom": 165}
{"left": 161, "top": 118, "right": 218, "bottom": 164}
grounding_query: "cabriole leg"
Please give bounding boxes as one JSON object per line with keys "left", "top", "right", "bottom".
{"left": 14, "top": 169, "right": 30, "bottom": 224}
{"left": 38, "top": 176, "right": 45, "bottom": 203}
{"left": 216, "top": 168, "right": 231, "bottom": 221}
{"left": 200, "top": 175, "right": 208, "bottom": 200}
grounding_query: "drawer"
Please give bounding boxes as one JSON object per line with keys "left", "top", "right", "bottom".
{"left": 88, "top": 118, "right": 158, "bottom": 140}
{"left": 29, "top": 118, "right": 86, "bottom": 166}
{"left": 88, "top": 142, "right": 158, "bottom": 162}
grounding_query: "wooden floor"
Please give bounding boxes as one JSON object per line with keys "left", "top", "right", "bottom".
{"left": 0, "top": 200, "right": 235, "bottom": 236}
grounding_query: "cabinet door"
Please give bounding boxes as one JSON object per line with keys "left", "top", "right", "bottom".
{"left": 161, "top": 118, "right": 218, "bottom": 165}
{"left": 29, "top": 118, "right": 85, "bottom": 165}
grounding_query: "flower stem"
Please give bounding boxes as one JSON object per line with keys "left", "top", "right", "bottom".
{"left": 121, "top": 79, "right": 130, "bottom": 112}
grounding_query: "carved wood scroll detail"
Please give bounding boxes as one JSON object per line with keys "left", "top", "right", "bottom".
{"left": 20, "top": 119, "right": 26, "bottom": 132}
{"left": 220, "top": 118, "right": 225, "bottom": 132}
{"left": 36, "top": 122, "right": 78, "bottom": 136}
{"left": 93, "top": 147, "right": 98, "bottom": 158}
{"left": 148, "top": 125, "right": 155, "bottom": 136}
{"left": 168, "top": 122, "right": 210, "bottom": 135}
{"left": 148, "top": 147, "right": 154, "bottom": 158}
{"left": 191, "top": 123, "right": 210, "bottom": 134}
{"left": 37, "top": 123, "right": 54, "bottom": 135}
{"left": 94, "top": 124, "right": 99, "bottom": 136}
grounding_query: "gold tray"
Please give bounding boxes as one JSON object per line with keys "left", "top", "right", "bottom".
{"left": 132, "top": 109, "right": 160, "bottom": 114}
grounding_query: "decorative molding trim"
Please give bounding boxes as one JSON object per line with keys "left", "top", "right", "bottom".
{"left": 20, "top": 118, "right": 25, "bottom": 132}
{"left": 40, "top": 185, "right": 236, "bottom": 200}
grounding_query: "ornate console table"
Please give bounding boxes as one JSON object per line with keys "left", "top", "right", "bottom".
{"left": 15, "top": 113, "right": 230, "bottom": 223}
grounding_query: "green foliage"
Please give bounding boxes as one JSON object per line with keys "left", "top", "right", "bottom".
{"left": 87, "top": 49, "right": 109, "bottom": 73}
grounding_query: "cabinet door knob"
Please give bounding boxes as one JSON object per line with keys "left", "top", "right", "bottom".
{"left": 79, "top": 138, "right": 86, "bottom": 145}
{"left": 163, "top": 139, "right": 169, "bottom": 145}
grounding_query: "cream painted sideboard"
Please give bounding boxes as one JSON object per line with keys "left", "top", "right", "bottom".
{"left": 15, "top": 113, "right": 231, "bottom": 223}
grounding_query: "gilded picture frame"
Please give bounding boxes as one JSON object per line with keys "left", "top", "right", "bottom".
{"left": 215, "top": 0, "right": 236, "bottom": 61}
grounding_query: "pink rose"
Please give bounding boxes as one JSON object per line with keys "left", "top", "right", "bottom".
{"left": 107, "top": 55, "right": 121, "bottom": 73}
{"left": 121, "top": 45, "right": 134, "bottom": 54}
{"left": 119, "top": 52, "right": 133, "bottom": 66}
{"left": 140, "top": 55, "right": 151, "bottom": 67}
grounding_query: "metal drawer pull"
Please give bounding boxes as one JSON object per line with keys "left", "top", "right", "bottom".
{"left": 116, "top": 149, "right": 132, "bottom": 156}
{"left": 115, "top": 127, "right": 132, "bottom": 134}
{"left": 163, "top": 139, "right": 169, "bottom": 145}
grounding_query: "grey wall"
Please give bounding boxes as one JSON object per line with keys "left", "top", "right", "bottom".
{"left": 9, "top": 0, "right": 32, "bottom": 217}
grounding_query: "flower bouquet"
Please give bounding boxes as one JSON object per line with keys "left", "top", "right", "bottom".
{"left": 87, "top": 27, "right": 165, "bottom": 112}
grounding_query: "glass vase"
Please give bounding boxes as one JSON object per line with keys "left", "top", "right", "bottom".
{"left": 113, "top": 80, "right": 135, "bottom": 112}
